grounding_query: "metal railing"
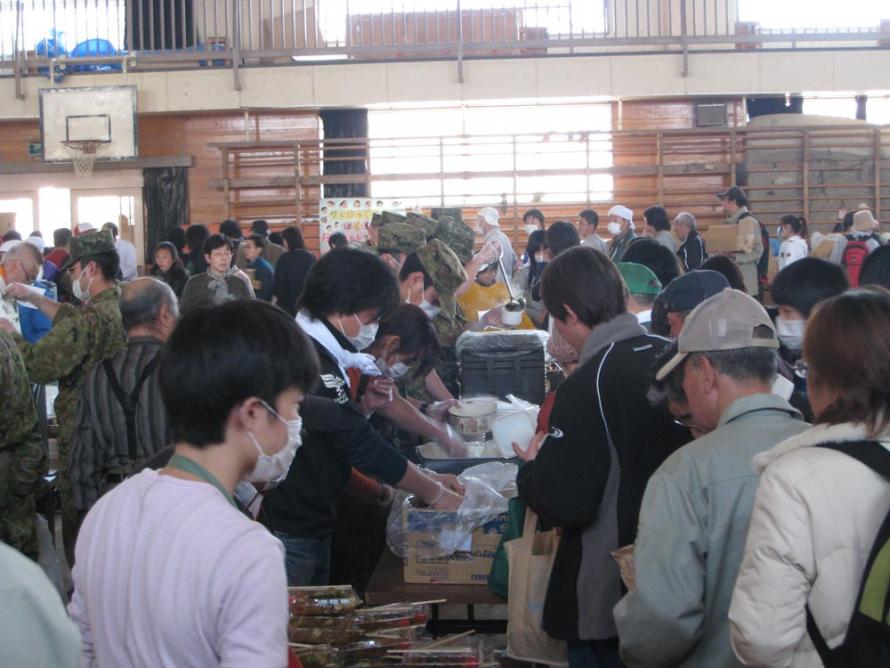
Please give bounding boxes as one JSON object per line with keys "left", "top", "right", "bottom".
{"left": 2, "top": 1, "right": 889, "bottom": 79}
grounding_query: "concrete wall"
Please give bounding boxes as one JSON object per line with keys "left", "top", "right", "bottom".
{"left": 2, "top": 48, "right": 890, "bottom": 119}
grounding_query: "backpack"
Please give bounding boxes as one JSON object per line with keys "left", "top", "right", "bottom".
{"left": 806, "top": 440, "right": 890, "bottom": 667}
{"left": 842, "top": 236, "right": 870, "bottom": 287}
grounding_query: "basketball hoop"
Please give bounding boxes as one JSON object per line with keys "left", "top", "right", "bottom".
{"left": 63, "top": 140, "right": 99, "bottom": 178}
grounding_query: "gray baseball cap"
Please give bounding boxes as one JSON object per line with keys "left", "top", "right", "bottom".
{"left": 655, "top": 288, "right": 778, "bottom": 381}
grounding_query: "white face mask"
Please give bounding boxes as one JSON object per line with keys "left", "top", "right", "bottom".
{"left": 376, "top": 357, "right": 411, "bottom": 380}
{"left": 420, "top": 300, "right": 441, "bottom": 319}
{"left": 534, "top": 252, "right": 546, "bottom": 264}
{"left": 524, "top": 224, "right": 539, "bottom": 235}
{"left": 607, "top": 221, "right": 623, "bottom": 236}
{"left": 245, "top": 401, "right": 303, "bottom": 491}
{"left": 339, "top": 314, "right": 378, "bottom": 351}
{"left": 72, "top": 267, "right": 94, "bottom": 304}
{"left": 776, "top": 316, "right": 805, "bottom": 351}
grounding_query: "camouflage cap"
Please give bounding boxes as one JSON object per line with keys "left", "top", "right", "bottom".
{"left": 433, "top": 215, "right": 476, "bottom": 264}
{"left": 60, "top": 229, "right": 116, "bottom": 271}
{"left": 406, "top": 212, "right": 440, "bottom": 238}
{"left": 370, "top": 210, "right": 407, "bottom": 229}
{"left": 377, "top": 223, "right": 427, "bottom": 255}
{"left": 417, "top": 240, "right": 467, "bottom": 319}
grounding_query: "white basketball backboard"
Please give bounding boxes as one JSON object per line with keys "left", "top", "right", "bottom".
{"left": 40, "top": 86, "right": 138, "bottom": 162}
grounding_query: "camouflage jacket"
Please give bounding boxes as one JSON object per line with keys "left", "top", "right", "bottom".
{"left": 0, "top": 330, "right": 39, "bottom": 454}
{"left": 15, "top": 286, "right": 127, "bottom": 453}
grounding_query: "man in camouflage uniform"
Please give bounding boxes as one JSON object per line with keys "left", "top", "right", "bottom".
{"left": 416, "top": 240, "right": 468, "bottom": 397}
{"left": 432, "top": 215, "right": 476, "bottom": 265}
{"left": 0, "top": 230, "right": 127, "bottom": 562}
{"left": 376, "top": 223, "right": 427, "bottom": 272}
{"left": 0, "top": 330, "right": 44, "bottom": 560}
{"left": 368, "top": 210, "right": 407, "bottom": 247}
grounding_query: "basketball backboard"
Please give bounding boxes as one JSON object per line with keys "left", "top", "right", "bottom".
{"left": 40, "top": 86, "right": 138, "bottom": 162}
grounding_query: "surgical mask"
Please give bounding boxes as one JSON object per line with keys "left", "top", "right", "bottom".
{"left": 607, "top": 222, "right": 623, "bottom": 236}
{"left": 534, "top": 252, "right": 545, "bottom": 264}
{"left": 72, "top": 268, "right": 94, "bottom": 304}
{"left": 376, "top": 357, "right": 411, "bottom": 380}
{"left": 524, "top": 224, "right": 539, "bottom": 235}
{"left": 339, "top": 314, "right": 378, "bottom": 351}
{"left": 776, "top": 316, "right": 805, "bottom": 351}
{"left": 420, "top": 300, "right": 441, "bottom": 319}
{"left": 245, "top": 401, "right": 303, "bottom": 491}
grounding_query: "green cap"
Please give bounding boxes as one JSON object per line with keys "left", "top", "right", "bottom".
{"left": 617, "top": 262, "right": 662, "bottom": 296}
{"left": 377, "top": 223, "right": 427, "bottom": 255}
{"left": 61, "top": 230, "right": 116, "bottom": 271}
{"left": 417, "top": 240, "right": 467, "bottom": 319}
{"left": 406, "top": 212, "right": 439, "bottom": 238}
{"left": 433, "top": 215, "right": 476, "bottom": 264}
{"left": 370, "top": 210, "right": 407, "bottom": 229}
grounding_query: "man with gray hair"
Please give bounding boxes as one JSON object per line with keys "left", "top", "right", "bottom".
{"left": 69, "top": 277, "right": 178, "bottom": 519}
{"left": 674, "top": 212, "right": 706, "bottom": 272}
{"left": 614, "top": 289, "right": 808, "bottom": 666}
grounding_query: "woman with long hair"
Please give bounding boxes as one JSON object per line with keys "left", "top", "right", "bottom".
{"left": 149, "top": 241, "right": 189, "bottom": 298}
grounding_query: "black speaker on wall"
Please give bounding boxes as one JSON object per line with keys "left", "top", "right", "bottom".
{"left": 127, "top": 0, "right": 195, "bottom": 51}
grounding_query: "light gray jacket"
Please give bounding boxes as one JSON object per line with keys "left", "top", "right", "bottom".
{"left": 614, "top": 393, "right": 808, "bottom": 667}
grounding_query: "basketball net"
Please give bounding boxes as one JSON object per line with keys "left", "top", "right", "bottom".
{"left": 63, "top": 140, "right": 99, "bottom": 178}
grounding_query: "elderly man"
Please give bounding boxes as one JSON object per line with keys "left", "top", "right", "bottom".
{"left": 69, "top": 278, "right": 178, "bottom": 519}
{"left": 606, "top": 204, "right": 636, "bottom": 262}
{"left": 0, "top": 242, "right": 57, "bottom": 343}
{"left": 0, "top": 230, "right": 127, "bottom": 562}
{"left": 717, "top": 186, "right": 764, "bottom": 298}
{"left": 674, "top": 212, "right": 706, "bottom": 271}
{"left": 514, "top": 246, "right": 689, "bottom": 667}
{"left": 475, "top": 206, "right": 516, "bottom": 283}
{"left": 614, "top": 289, "right": 808, "bottom": 667}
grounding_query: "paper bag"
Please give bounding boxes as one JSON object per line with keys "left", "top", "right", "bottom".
{"left": 505, "top": 509, "right": 567, "bottom": 665}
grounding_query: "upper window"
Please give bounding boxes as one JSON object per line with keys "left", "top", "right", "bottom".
{"left": 739, "top": 0, "right": 886, "bottom": 31}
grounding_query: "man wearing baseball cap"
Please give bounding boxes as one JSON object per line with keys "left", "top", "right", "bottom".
{"left": 606, "top": 204, "right": 636, "bottom": 262}
{"left": 716, "top": 186, "right": 765, "bottom": 298}
{"left": 617, "top": 262, "right": 661, "bottom": 331}
{"left": 475, "top": 206, "right": 517, "bottom": 283}
{"left": 661, "top": 269, "right": 730, "bottom": 337}
{"left": 1, "top": 231, "right": 126, "bottom": 559}
{"left": 614, "top": 289, "right": 807, "bottom": 667}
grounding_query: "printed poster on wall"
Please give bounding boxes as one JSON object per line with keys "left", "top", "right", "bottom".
{"left": 319, "top": 198, "right": 405, "bottom": 253}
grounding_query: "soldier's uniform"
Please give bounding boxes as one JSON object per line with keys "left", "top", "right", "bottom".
{"left": 432, "top": 215, "right": 476, "bottom": 265}
{"left": 416, "top": 240, "right": 468, "bottom": 398}
{"left": 0, "top": 330, "right": 44, "bottom": 560}
{"left": 14, "top": 230, "right": 127, "bottom": 559}
{"left": 376, "top": 223, "right": 427, "bottom": 257}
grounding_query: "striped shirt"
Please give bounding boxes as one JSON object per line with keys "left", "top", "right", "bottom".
{"left": 69, "top": 337, "right": 172, "bottom": 512}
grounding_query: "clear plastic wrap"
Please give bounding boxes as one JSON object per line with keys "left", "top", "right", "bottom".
{"left": 386, "top": 462, "right": 517, "bottom": 559}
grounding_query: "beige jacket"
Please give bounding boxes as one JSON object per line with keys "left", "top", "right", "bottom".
{"left": 728, "top": 207, "right": 763, "bottom": 296}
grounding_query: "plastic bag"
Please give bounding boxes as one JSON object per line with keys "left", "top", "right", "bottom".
{"left": 386, "top": 462, "right": 518, "bottom": 559}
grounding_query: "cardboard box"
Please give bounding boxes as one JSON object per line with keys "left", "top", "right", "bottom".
{"left": 704, "top": 224, "right": 742, "bottom": 254}
{"left": 402, "top": 506, "right": 509, "bottom": 585}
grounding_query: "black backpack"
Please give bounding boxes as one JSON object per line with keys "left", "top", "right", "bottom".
{"left": 806, "top": 440, "right": 890, "bottom": 667}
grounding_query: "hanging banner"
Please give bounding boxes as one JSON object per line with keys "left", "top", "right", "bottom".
{"left": 319, "top": 198, "right": 405, "bottom": 252}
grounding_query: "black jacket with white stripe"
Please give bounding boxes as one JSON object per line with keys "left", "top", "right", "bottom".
{"left": 517, "top": 314, "right": 690, "bottom": 641}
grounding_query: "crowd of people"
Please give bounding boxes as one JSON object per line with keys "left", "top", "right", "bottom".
{"left": 0, "top": 185, "right": 888, "bottom": 667}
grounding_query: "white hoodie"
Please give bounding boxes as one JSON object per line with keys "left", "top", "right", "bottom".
{"left": 729, "top": 422, "right": 890, "bottom": 667}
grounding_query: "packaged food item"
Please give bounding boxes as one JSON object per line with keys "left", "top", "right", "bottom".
{"left": 289, "top": 643, "right": 341, "bottom": 668}
{"left": 340, "top": 638, "right": 411, "bottom": 664}
{"left": 288, "top": 585, "right": 361, "bottom": 616}
{"left": 290, "top": 613, "right": 357, "bottom": 631}
{"left": 399, "top": 648, "right": 480, "bottom": 667}
{"left": 355, "top": 607, "right": 413, "bottom": 632}
{"left": 288, "top": 624, "right": 364, "bottom": 645}
{"left": 366, "top": 624, "right": 428, "bottom": 642}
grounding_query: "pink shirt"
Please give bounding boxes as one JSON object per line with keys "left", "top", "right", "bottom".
{"left": 69, "top": 469, "right": 288, "bottom": 667}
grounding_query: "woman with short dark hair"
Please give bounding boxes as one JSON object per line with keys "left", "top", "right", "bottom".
{"left": 643, "top": 205, "right": 675, "bottom": 253}
{"left": 184, "top": 224, "right": 211, "bottom": 275}
{"left": 179, "top": 235, "right": 255, "bottom": 314}
{"left": 69, "top": 300, "right": 320, "bottom": 666}
{"left": 731, "top": 287, "right": 890, "bottom": 667}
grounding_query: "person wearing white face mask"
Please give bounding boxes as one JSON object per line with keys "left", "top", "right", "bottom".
{"left": 770, "top": 257, "right": 849, "bottom": 421}
{"left": 0, "top": 230, "right": 127, "bottom": 564}
{"left": 263, "top": 249, "right": 464, "bottom": 587}
{"left": 606, "top": 204, "right": 636, "bottom": 262}
{"left": 68, "top": 300, "right": 318, "bottom": 668}
{"left": 522, "top": 208, "right": 546, "bottom": 238}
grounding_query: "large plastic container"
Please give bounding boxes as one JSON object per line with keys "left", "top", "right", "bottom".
{"left": 456, "top": 331, "right": 547, "bottom": 405}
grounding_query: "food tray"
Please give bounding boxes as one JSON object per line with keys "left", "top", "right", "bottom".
{"left": 289, "top": 643, "right": 341, "bottom": 668}
{"left": 290, "top": 613, "right": 357, "bottom": 631}
{"left": 288, "top": 585, "right": 361, "bottom": 616}
{"left": 288, "top": 625, "right": 364, "bottom": 645}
